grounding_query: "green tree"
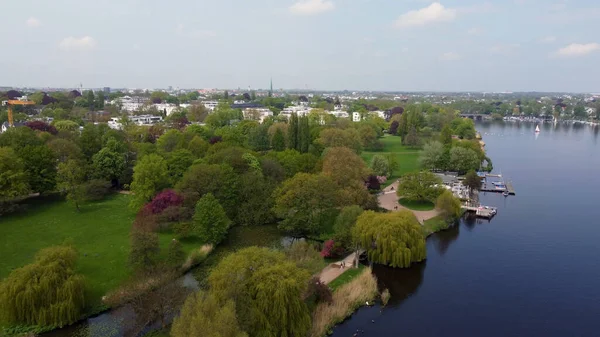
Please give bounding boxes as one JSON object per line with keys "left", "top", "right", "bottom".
{"left": 96, "top": 91, "right": 105, "bottom": 110}
{"left": 129, "top": 229, "right": 160, "bottom": 271}
{"left": 440, "top": 125, "right": 453, "bottom": 145}
{"left": 188, "top": 136, "right": 209, "bottom": 158}
{"left": 371, "top": 154, "right": 391, "bottom": 177}
{"left": 317, "top": 128, "right": 362, "bottom": 153}
{"left": 436, "top": 190, "right": 462, "bottom": 223}
{"left": 0, "top": 245, "right": 85, "bottom": 327}
{"left": 397, "top": 171, "right": 443, "bottom": 202}
{"left": 288, "top": 113, "right": 299, "bottom": 150}
{"left": 236, "top": 172, "right": 276, "bottom": 226}
{"left": 208, "top": 247, "right": 311, "bottom": 337}
{"left": 92, "top": 137, "right": 125, "bottom": 183}
{"left": 273, "top": 173, "right": 340, "bottom": 236}
{"left": 573, "top": 104, "right": 587, "bottom": 118}
{"left": 419, "top": 141, "right": 445, "bottom": 170}
{"left": 80, "top": 124, "right": 104, "bottom": 160}
{"left": 464, "top": 170, "right": 482, "bottom": 195}
{"left": 53, "top": 120, "right": 80, "bottom": 132}
{"left": 403, "top": 126, "right": 419, "bottom": 146}
{"left": 167, "top": 149, "right": 196, "bottom": 184}
{"left": 0, "top": 147, "right": 29, "bottom": 202}
{"left": 171, "top": 291, "right": 247, "bottom": 337}
{"left": 298, "top": 115, "right": 310, "bottom": 153}
{"left": 358, "top": 124, "right": 381, "bottom": 151}
{"left": 248, "top": 124, "right": 270, "bottom": 151}
{"left": 86, "top": 90, "right": 95, "bottom": 111}
{"left": 322, "top": 147, "right": 370, "bottom": 186}
{"left": 333, "top": 205, "right": 363, "bottom": 250}
{"left": 192, "top": 193, "right": 231, "bottom": 244}
{"left": 271, "top": 128, "right": 286, "bottom": 151}
{"left": 166, "top": 239, "right": 186, "bottom": 268}
{"left": 157, "top": 129, "right": 184, "bottom": 153}
{"left": 56, "top": 159, "right": 88, "bottom": 211}
{"left": 449, "top": 147, "right": 481, "bottom": 174}
{"left": 352, "top": 210, "right": 426, "bottom": 268}
{"left": 21, "top": 145, "right": 57, "bottom": 193}
{"left": 130, "top": 154, "right": 169, "bottom": 210}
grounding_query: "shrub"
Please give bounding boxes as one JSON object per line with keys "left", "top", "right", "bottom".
{"left": 25, "top": 121, "right": 58, "bottom": 135}
{"left": 82, "top": 179, "right": 112, "bottom": 201}
{"left": 144, "top": 189, "right": 184, "bottom": 215}
{"left": 305, "top": 277, "right": 333, "bottom": 304}
{"left": 365, "top": 175, "right": 381, "bottom": 191}
{"left": 320, "top": 240, "right": 344, "bottom": 258}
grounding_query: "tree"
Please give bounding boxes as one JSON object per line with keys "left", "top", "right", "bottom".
{"left": 352, "top": 210, "right": 426, "bottom": 268}
{"left": 271, "top": 127, "right": 286, "bottom": 151}
{"left": 25, "top": 121, "right": 57, "bottom": 135}
{"left": 464, "top": 170, "right": 481, "bottom": 195}
{"left": 436, "top": 190, "right": 462, "bottom": 223}
{"left": 573, "top": 104, "right": 587, "bottom": 118}
{"left": 440, "top": 125, "right": 453, "bottom": 145}
{"left": 285, "top": 241, "right": 323, "bottom": 275}
{"left": 129, "top": 229, "right": 160, "bottom": 271}
{"left": 208, "top": 247, "right": 311, "bottom": 337}
{"left": 371, "top": 154, "right": 391, "bottom": 177}
{"left": 273, "top": 173, "right": 340, "bottom": 236}
{"left": 397, "top": 171, "right": 443, "bottom": 202}
{"left": 389, "top": 120, "right": 399, "bottom": 135}
{"left": 80, "top": 124, "right": 104, "bottom": 160}
{"left": 48, "top": 138, "right": 83, "bottom": 163}
{"left": 288, "top": 113, "right": 299, "bottom": 150}
{"left": 157, "top": 129, "right": 184, "bottom": 153}
{"left": 403, "top": 126, "right": 419, "bottom": 146}
{"left": 86, "top": 90, "right": 95, "bottom": 111}
{"left": 236, "top": 172, "right": 276, "bottom": 226}
{"left": 145, "top": 189, "right": 184, "bottom": 214}
{"left": 0, "top": 245, "right": 85, "bottom": 327}
{"left": 188, "top": 136, "right": 209, "bottom": 158}
{"left": 248, "top": 124, "right": 270, "bottom": 151}
{"left": 317, "top": 128, "right": 362, "bottom": 153}
{"left": 167, "top": 149, "right": 196, "bottom": 184}
{"left": 92, "top": 137, "right": 125, "bottom": 184}
{"left": 272, "top": 149, "right": 318, "bottom": 178}
{"left": 322, "top": 147, "right": 370, "bottom": 186}
{"left": 298, "top": 115, "right": 310, "bottom": 153}
{"left": 0, "top": 147, "right": 29, "bottom": 202}
{"left": 21, "top": 145, "right": 57, "bottom": 193}
{"left": 190, "top": 193, "right": 231, "bottom": 244}
{"left": 130, "top": 154, "right": 169, "bottom": 210}
{"left": 56, "top": 159, "right": 88, "bottom": 211}
{"left": 358, "top": 124, "right": 381, "bottom": 151}
{"left": 449, "top": 147, "right": 481, "bottom": 174}
{"left": 171, "top": 291, "right": 247, "bottom": 337}
{"left": 176, "top": 163, "right": 239, "bottom": 219}
{"left": 333, "top": 205, "right": 363, "bottom": 251}
{"left": 419, "top": 141, "right": 445, "bottom": 170}
{"left": 167, "top": 239, "right": 186, "bottom": 268}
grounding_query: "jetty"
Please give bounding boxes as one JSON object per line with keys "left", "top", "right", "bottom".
{"left": 478, "top": 172, "right": 516, "bottom": 195}
{"left": 462, "top": 205, "right": 497, "bottom": 219}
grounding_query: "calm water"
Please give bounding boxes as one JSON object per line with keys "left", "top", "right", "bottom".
{"left": 333, "top": 122, "right": 600, "bottom": 337}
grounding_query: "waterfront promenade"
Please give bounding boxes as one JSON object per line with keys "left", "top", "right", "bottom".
{"left": 378, "top": 181, "right": 440, "bottom": 223}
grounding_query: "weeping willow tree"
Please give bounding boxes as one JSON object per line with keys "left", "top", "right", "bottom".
{"left": 0, "top": 245, "right": 86, "bottom": 328}
{"left": 207, "top": 247, "right": 312, "bottom": 337}
{"left": 171, "top": 291, "right": 247, "bottom": 337}
{"left": 352, "top": 210, "right": 427, "bottom": 268}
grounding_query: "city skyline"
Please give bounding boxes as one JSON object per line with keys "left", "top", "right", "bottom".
{"left": 1, "top": 0, "right": 600, "bottom": 92}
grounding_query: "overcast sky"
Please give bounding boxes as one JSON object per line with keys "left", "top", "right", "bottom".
{"left": 1, "top": 0, "right": 599, "bottom": 92}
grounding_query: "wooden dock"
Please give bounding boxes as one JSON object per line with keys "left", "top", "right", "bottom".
{"left": 462, "top": 205, "right": 497, "bottom": 219}
{"left": 480, "top": 182, "right": 516, "bottom": 195}
{"left": 506, "top": 182, "right": 516, "bottom": 195}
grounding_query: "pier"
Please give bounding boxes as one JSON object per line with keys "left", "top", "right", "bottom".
{"left": 462, "top": 205, "right": 497, "bottom": 219}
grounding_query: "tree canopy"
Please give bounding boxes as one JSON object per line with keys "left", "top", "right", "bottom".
{"left": 352, "top": 210, "right": 426, "bottom": 268}
{"left": 397, "top": 171, "right": 443, "bottom": 202}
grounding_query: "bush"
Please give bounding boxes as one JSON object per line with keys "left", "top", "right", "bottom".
{"left": 305, "top": 277, "right": 333, "bottom": 304}
{"left": 82, "top": 179, "right": 112, "bottom": 201}
{"left": 144, "top": 189, "right": 184, "bottom": 215}
{"left": 320, "top": 240, "right": 344, "bottom": 258}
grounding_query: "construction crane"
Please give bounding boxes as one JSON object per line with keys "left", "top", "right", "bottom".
{"left": 2, "top": 99, "right": 35, "bottom": 126}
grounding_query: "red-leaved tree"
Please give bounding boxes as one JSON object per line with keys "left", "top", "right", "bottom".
{"left": 144, "top": 189, "right": 184, "bottom": 215}
{"left": 25, "top": 121, "right": 58, "bottom": 135}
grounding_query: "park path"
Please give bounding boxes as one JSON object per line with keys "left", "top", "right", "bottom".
{"left": 378, "top": 181, "right": 439, "bottom": 223}
{"left": 318, "top": 251, "right": 362, "bottom": 284}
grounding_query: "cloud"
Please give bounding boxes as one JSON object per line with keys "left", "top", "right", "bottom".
{"left": 394, "top": 2, "right": 457, "bottom": 28}
{"left": 290, "top": 0, "right": 335, "bottom": 15}
{"left": 440, "top": 52, "right": 461, "bottom": 61}
{"left": 554, "top": 43, "right": 600, "bottom": 57}
{"left": 59, "top": 36, "right": 97, "bottom": 51}
{"left": 176, "top": 24, "right": 216, "bottom": 39}
{"left": 26, "top": 17, "right": 41, "bottom": 28}
{"left": 539, "top": 36, "right": 556, "bottom": 44}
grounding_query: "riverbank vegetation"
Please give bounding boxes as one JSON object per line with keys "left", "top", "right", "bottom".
{"left": 0, "top": 95, "right": 481, "bottom": 335}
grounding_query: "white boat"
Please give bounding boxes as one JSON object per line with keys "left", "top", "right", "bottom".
{"left": 535, "top": 125, "right": 540, "bottom": 133}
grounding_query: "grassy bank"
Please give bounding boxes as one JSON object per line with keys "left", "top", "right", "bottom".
{"left": 328, "top": 264, "right": 366, "bottom": 291}
{"left": 311, "top": 268, "right": 378, "bottom": 337}
{"left": 361, "top": 135, "right": 421, "bottom": 182}
{"left": 0, "top": 194, "right": 200, "bottom": 313}
{"left": 423, "top": 215, "right": 451, "bottom": 237}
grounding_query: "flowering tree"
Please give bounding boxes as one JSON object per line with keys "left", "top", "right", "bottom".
{"left": 145, "top": 189, "right": 184, "bottom": 214}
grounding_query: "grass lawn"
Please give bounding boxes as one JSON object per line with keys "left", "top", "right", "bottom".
{"left": 398, "top": 198, "right": 435, "bottom": 211}
{"left": 422, "top": 215, "right": 450, "bottom": 236}
{"left": 362, "top": 135, "right": 421, "bottom": 183}
{"left": 0, "top": 194, "right": 199, "bottom": 312}
{"left": 328, "top": 264, "right": 366, "bottom": 292}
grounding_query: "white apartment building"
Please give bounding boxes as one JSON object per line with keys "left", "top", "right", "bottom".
{"left": 352, "top": 112, "right": 362, "bottom": 122}
{"left": 108, "top": 115, "right": 163, "bottom": 130}
{"left": 202, "top": 101, "right": 219, "bottom": 111}
{"left": 243, "top": 108, "right": 273, "bottom": 123}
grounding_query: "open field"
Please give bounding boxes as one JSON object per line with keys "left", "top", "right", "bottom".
{"left": 0, "top": 194, "right": 199, "bottom": 311}
{"left": 398, "top": 198, "right": 435, "bottom": 211}
{"left": 361, "top": 135, "right": 421, "bottom": 181}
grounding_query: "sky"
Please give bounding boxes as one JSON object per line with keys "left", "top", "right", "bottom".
{"left": 1, "top": 0, "right": 600, "bottom": 92}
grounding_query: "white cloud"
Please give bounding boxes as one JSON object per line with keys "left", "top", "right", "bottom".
{"left": 394, "top": 2, "right": 457, "bottom": 28}
{"left": 290, "top": 0, "right": 335, "bottom": 15}
{"left": 26, "top": 17, "right": 41, "bottom": 28}
{"left": 554, "top": 43, "right": 600, "bottom": 57}
{"left": 539, "top": 36, "right": 556, "bottom": 44}
{"left": 59, "top": 36, "right": 97, "bottom": 51}
{"left": 440, "top": 52, "right": 461, "bottom": 61}
{"left": 190, "top": 30, "right": 217, "bottom": 39}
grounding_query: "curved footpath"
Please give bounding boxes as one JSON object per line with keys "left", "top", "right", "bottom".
{"left": 378, "top": 181, "right": 440, "bottom": 223}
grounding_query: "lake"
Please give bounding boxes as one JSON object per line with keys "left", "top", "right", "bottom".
{"left": 332, "top": 121, "right": 600, "bottom": 337}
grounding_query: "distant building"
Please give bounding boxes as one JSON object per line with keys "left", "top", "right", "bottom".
{"left": 1, "top": 121, "right": 26, "bottom": 133}
{"left": 103, "top": 87, "right": 111, "bottom": 94}
{"left": 115, "top": 96, "right": 149, "bottom": 112}
{"left": 152, "top": 103, "right": 178, "bottom": 116}
{"left": 352, "top": 112, "right": 361, "bottom": 122}
{"left": 202, "top": 101, "right": 219, "bottom": 111}
{"left": 230, "top": 102, "right": 264, "bottom": 109}
{"left": 243, "top": 108, "right": 273, "bottom": 123}
{"left": 108, "top": 115, "right": 163, "bottom": 130}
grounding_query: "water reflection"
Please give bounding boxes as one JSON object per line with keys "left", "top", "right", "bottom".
{"left": 430, "top": 222, "right": 460, "bottom": 256}
{"left": 371, "top": 261, "right": 426, "bottom": 308}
